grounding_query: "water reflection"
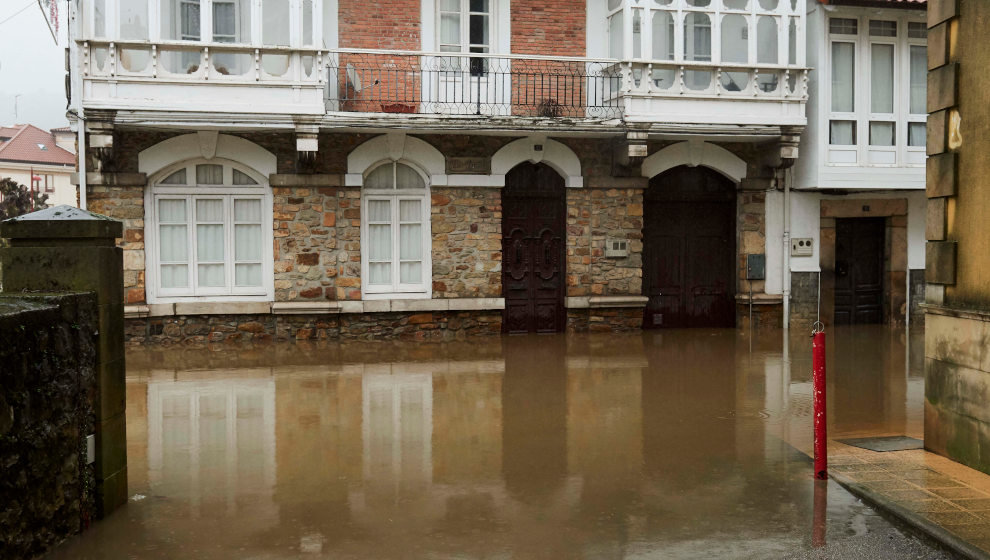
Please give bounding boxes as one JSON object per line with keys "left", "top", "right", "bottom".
{"left": 51, "top": 327, "right": 943, "bottom": 559}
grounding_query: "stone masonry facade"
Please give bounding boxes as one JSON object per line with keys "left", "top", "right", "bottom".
{"left": 87, "top": 129, "right": 785, "bottom": 344}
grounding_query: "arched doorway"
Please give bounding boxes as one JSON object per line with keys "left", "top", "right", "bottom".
{"left": 501, "top": 162, "right": 566, "bottom": 334}
{"left": 643, "top": 166, "right": 736, "bottom": 328}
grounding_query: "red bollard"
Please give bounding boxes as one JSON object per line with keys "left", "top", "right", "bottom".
{"left": 813, "top": 330, "right": 828, "bottom": 480}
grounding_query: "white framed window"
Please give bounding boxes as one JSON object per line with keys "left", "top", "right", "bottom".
{"left": 361, "top": 162, "right": 432, "bottom": 298}
{"left": 147, "top": 160, "right": 273, "bottom": 302}
{"left": 438, "top": 0, "right": 492, "bottom": 75}
{"left": 159, "top": 0, "right": 252, "bottom": 43}
{"left": 825, "top": 11, "right": 927, "bottom": 167}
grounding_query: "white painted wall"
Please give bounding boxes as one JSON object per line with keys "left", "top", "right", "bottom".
{"left": 764, "top": 188, "right": 926, "bottom": 295}
{"left": 0, "top": 165, "right": 77, "bottom": 207}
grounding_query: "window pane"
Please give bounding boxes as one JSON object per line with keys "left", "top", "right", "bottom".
{"left": 831, "top": 42, "right": 854, "bottom": 112}
{"left": 94, "top": 0, "right": 106, "bottom": 36}
{"left": 161, "top": 169, "right": 188, "bottom": 185}
{"left": 469, "top": 14, "right": 489, "bottom": 47}
{"left": 213, "top": 2, "right": 236, "bottom": 40}
{"left": 235, "top": 224, "right": 261, "bottom": 260}
{"left": 159, "top": 199, "right": 187, "bottom": 222}
{"left": 910, "top": 45, "right": 927, "bottom": 114}
{"left": 757, "top": 16, "right": 777, "bottom": 64}
{"left": 197, "top": 164, "right": 224, "bottom": 185}
{"left": 396, "top": 164, "right": 425, "bottom": 189}
{"left": 609, "top": 13, "right": 623, "bottom": 58}
{"left": 399, "top": 200, "right": 421, "bottom": 222}
{"left": 830, "top": 121, "right": 855, "bottom": 145}
{"left": 235, "top": 264, "right": 262, "bottom": 287}
{"left": 198, "top": 264, "right": 225, "bottom": 287}
{"left": 441, "top": 14, "right": 461, "bottom": 47}
{"left": 829, "top": 18, "right": 857, "bottom": 35}
{"left": 366, "top": 164, "right": 394, "bottom": 189}
{"left": 869, "top": 122, "right": 894, "bottom": 146}
{"left": 234, "top": 199, "right": 261, "bottom": 222}
{"left": 400, "top": 262, "right": 422, "bottom": 284}
{"left": 369, "top": 224, "right": 391, "bottom": 261}
{"left": 161, "top": 264, "right": 188, "bottom": 289}
{"left": 400, "top": 224, "right": 422, "bottom": 260}
{"left": 686, "top": 0, "right": 711, "bottom": 5}
{"left": 608, "top": 0, "right": 621, "bottom": 9}
{"left": 652, "top": 11, "right": 674, "bottom": 61}
{"left": 632, "top": 10, "right": 642, "bottom": 59}
{"left": 302, "top": 0, "right": 313, "bottom": 46}
{"left": 368, "top": 200, "right": 391, "bottom": 222}
{"left": 788, "top": 18, "right": 797, "bottom": 65}
{"left": 470, "top": 0, "right": 488, "bottom": 11}
{"left": 369, "top": 263, "right": 391, "bottom": 285}
{"left": 197, "top": 224, "right": 225, "bottom": 261}
{"left": 197, "top": 199, "right": 224, "bottom": 221}
{"left": 684, "top": 13, "right": 711, "bottom": 62}
{"left": 721, "top": 15, "right": 748, "bottom": 64}
{"left": 869, "top": 20, "right": 896, "bottom": 37}
{"left": 164, "top": 0, "right": 202, "bottom": 41}
{"left": 724, "top": 0, "right": 748, "bottom": 8}
{"left": 262, "top": 0, "right": 290, "bottom": 46}
{"left": 871, "top": 44, "right": 894, "bottom": 114}
{"left": 232, "top": 169, "right": 258, "bottom": 185}
{"left": 908, "top": 122, "right": 926, "bottom": 147}
{"left": 758, "top": 0, "right": 778, "bottom": 8}
{"left": 119, "top": 0, "right": 149, "bottom": 40}
{"left": 908, "top": 22, "right": 927, "bottom": 39}
{"left": 441, "top": 0, "right": 459, "bottom": 10}
{"left": 160, "top": 225, "right": 188, "bottom": 261}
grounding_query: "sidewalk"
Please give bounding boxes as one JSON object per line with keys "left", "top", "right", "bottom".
{"left": 828, "top": 441, "right": 990, "bottom": 560}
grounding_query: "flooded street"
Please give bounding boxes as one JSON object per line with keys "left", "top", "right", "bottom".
{"left": 50, "top": 327, "right": 952, "bottom": 559}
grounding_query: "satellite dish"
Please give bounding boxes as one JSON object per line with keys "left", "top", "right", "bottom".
{"left": 345, "top": 64, "right": 362, "bottom": 92}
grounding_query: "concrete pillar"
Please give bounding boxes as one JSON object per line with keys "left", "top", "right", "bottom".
{"left": 0, "top": 204, "right": 126, "bottom": 517}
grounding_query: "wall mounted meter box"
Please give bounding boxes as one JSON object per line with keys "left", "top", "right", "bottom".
{"left": 605, "top": 239, "right": 628, "bottom": 258}
{"left": 746, "top": 254, "right": 766, "bottom": 280}
{"left": 791, "top": 238, "right": 814, "bottom": 257}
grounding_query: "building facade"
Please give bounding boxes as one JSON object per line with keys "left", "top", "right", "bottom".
{"left": 784, "top": 0, "right": 927, "bottom": 330}
{"left": 0, "top": 125, "right": 78, "bottom": 208}
{"left": 69, "top": 0, "right": 811, "bottom": 343}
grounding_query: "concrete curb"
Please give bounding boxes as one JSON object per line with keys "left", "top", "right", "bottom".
{"left": 830, "top": 471, "right": 990, "bottom": 560}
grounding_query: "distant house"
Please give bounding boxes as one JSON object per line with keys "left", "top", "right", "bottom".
{"left": 0, "top": 124, "right": 77, "bottom": 207}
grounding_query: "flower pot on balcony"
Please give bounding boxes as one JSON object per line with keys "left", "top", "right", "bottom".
{"left": 381, "top": 103, "right": 416, "bottom": 114}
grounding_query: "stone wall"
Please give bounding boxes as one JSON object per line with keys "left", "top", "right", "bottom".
{"left": 0, "top": 293, "right": 98, "bottom": 559}
{"left": 910, "top": 269, "right": 925, "bottom": 327}
{"left": 86, "top": 179, "right": 146, "bottom": 305}
{"left": 564, "top": 188, "right": 643, "bottom": 298}
{"left": 566, "top": 308, "right": 643, "bottom": 333}
{"left": 126, "top": 310, "right": 501, "bottom": 345}
{"left": 431, "top": 188, "right": 502, "bottom": 298}
{"left": 789, "top": 271, "right": 820, "bottom": 330}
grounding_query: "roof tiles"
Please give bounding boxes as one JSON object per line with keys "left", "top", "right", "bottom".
{"left": 0, "top": 124, "right": 76, "bottom": 167}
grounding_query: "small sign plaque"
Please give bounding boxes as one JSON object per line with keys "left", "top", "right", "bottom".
{"left": 446, "top": 157, "right": 491, "bottom": 175}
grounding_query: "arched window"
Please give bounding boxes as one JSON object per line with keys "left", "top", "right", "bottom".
{"left": 148, "top": 159, "right": 272, "bottom": 301}
{"left": 361, "top": 161, "right": 431, "bottom": 297}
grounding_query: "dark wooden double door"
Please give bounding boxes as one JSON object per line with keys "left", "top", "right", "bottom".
{"left": 834, "top": 218, "right": 885, "bottom": 325}
{"left": 502, "top": 163, "right": 566, "bottom": 334}
{"left": 643, "top": 166, "right": 736, "bottom": 329}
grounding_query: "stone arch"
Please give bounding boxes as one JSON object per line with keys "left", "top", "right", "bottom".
{"left": 641, "top": 140, "right": 747, "bottom": 184}
{"left": 346, "top": 133, "right": 447, "bottom": 186}
{"left": 491, "top": 137, "right": 583, "bottom": 188}
{"left": 138, "top": 132, "right": 277, "bottom": 178}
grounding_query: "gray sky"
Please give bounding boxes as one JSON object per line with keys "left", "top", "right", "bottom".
{"left": 0, "top": 0, "right": 70, "bottom": 130}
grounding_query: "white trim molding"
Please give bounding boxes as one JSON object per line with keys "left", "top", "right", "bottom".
{"left": 641, "top": 140, "right": 747, "bottom": 183}
{"left": 138, "top": 133, "right": 278, "bottom": 178}
{"left": 346, "top": 133, "right": 447, "bottom": 186}
{"left": 138, "top": 298, "right": 506, "bottom": 316}
{"left": 491, "top": 137, "right": 584, "bottom": 188}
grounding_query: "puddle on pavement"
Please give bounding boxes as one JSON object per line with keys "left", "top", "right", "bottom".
{"left": 50, "top": 326, "right": 953, "bottom": 559}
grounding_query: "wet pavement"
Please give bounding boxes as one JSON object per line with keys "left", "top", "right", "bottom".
{"left": 49, "top": 327, "right": 958, "bottom": 559}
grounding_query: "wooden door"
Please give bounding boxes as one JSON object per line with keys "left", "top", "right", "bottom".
{"left": 834, "top": 218, "right": 885, "bottom": 325}
{"left": 502, "top": 163, "right": 566, "bottom": 334}
{"left": 643, "top": 166, "right": 736, "bottom": 329}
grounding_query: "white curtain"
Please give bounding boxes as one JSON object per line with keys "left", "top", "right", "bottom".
{"left": 366, "top": 165, "right": 394, "bottom": 189}
{"left": 159, "top": 199, "right": 189, "bottom": 289}
{"left": 119, "top": 0, "right": 149, "bottom": 40}
{"left": 197, "top": 164, "right": 224, "bottom": 185}
{"left": 262, "top": 0, "right": 290, "bottom": 46}
{"left": 870, "top": 122, "right": 894, "bottom": 146}
{"left": 910, "top": 46, "right": 927, "bottom": 114}
{"left": 652, "top": 12, "right": 674, "bottom": 61}
{"left": 830, "top": 121, "right": 855, "bottom": 145}
{"left": 871, "top": 44, "right": 894, "bottom": 114}
{"left": 609, "top": 13, "right": 623, "bottom": 59}
{"left": 399, "top": 200, "right": 422, "bottom": 284}
{"left": 440, "top": 0, "right": 461, "bottom": 50}
{"left": 235, "top": 263, "right": 261, "bottom": 287}
{"left": 684, "top": 13, "right": 711, "bottom": 62}
{"left": 831, "top": 42, "right": 854, "bottom": 112}
{"left": 396, "top": 163, "right": 425, "bottom": 189}
{"left": 368, "top": 199, "right": 392, "bottom": 285}
{"left": 909, "top": 123, "right": 926, "bottom": 147}
{"left": 196, "top": 199, "right": 225, "bottom": 287}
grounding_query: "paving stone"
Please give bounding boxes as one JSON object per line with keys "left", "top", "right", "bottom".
{"left": 921, "top": 511, "right": 982, "bottom": 526}
{"left": 952, "top": 498, "right": 990, "bottom": 511}
{"left": 900, "top": 499, "right": 964, "bottom": 513}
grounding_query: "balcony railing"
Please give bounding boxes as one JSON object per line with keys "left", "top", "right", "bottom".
{"left": 326, "top": 50, "right": 624, "bottom": 119}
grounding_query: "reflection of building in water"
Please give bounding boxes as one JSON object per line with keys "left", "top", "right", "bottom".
{"left": 146, "top": 371, "right": 276, "bottom": 522}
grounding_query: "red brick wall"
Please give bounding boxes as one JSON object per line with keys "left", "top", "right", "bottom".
{"left": 338, "top": 0, "right": 420, "bottom": 50}
{"left": 511, "top": 0, "right": 586, "bottom": 56}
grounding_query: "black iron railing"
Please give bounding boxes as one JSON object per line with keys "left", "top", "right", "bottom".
{"left": 326, "top": 50, "right": 624, "bottom": 119}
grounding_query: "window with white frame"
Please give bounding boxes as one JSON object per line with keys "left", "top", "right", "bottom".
{"left": 438, "top": 0, "right": 492, "bottom": 75}
{"left": 149, "top": 161, "right": 272, "bottom": 301}
{"left": 361, "top": 162, "right": 431, "bottom": 297}
{"left": 826, "top": 14, "right": 927, "bottom": 166}
{"left": 159, "top": 0, "right": 251, "bottom": 43}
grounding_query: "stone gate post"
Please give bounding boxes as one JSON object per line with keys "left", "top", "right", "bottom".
{"left": 1, "top": 205, "right": 127, "bottom": 517}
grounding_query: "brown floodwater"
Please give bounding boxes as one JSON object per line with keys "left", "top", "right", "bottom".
{"left": 49, "top": 326, "right": 953, "bottom": 559}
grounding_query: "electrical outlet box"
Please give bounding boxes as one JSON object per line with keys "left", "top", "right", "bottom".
{"left": 791, "top": 237, "right": 814, "bottom": 257}
{"left": 86, "top": 434, "right": 95, "bottom": 465}
{"left": 746, "top": 254, "right": 766, "bottom": 280}
{"left": 605, "top": 239, "right": 628, "bottom": 258}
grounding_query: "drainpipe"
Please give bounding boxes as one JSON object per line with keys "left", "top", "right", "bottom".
{"left": 77, "top": 118, "right": 86, "bottom": 210}
{"left": 68, "top": 0, "right": 86, "bottom": 210}
{"left": 781, "top": 167, "right": 791, "bottom": 330}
